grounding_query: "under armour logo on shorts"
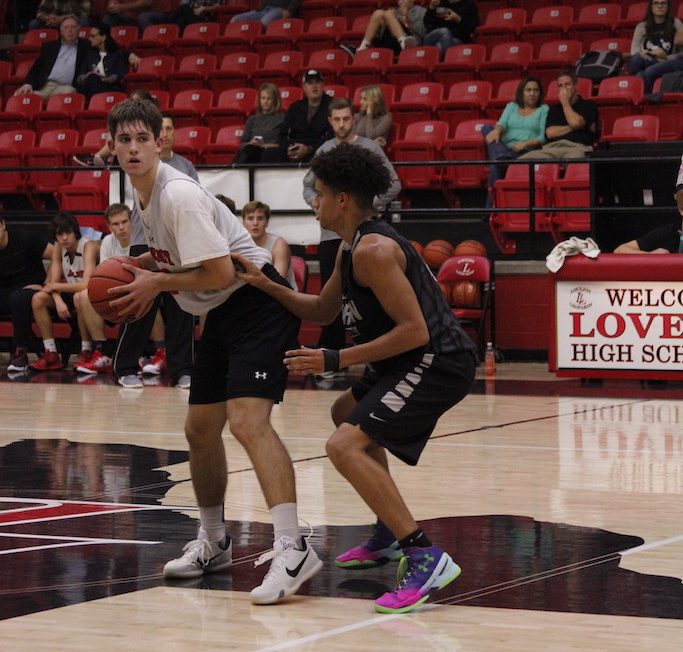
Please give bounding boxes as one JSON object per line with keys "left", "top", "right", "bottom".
{"left": 255, "top": 371, "right": 268, "bottom": 380}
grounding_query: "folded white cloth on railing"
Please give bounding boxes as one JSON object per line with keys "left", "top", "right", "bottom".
{"left": 546, "top": 237, "right": 601, "bottom": 273}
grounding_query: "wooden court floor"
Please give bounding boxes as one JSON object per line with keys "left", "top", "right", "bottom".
{"left": 0, "top": 361, "right": 681, "bottom": 651}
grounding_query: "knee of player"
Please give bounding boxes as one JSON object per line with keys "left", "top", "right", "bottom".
{"left": 325, "top": 427, "right": 355, "bottom": 464}
{"left": 31, "top": 291, "right": 49, "bottom": 308}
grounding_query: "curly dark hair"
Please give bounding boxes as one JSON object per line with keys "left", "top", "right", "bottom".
{"left": 311, "top": 142, "right": 391, "bottom": 211}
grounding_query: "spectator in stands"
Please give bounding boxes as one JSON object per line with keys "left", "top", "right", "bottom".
{"left": 72, "top": 203, "right": 133, "bottom": 374}
{"left": 302, "top": 98, "right": 401, "bottom": 378}
{"left": 14, "top": 15, "right": 91, "bottom": 98}
{"left": 352, "top": 85, "right": 393, "bottom": 148}
{"left": 242, "top": 201, "right": 297, "bottom": 291}
{"left": 518, "top": 70, "right": 598, "bottom": 161}
{"left": 614, "top": 185, "right": 683, "bottom": 253}
{"left": 271, "top": 69, "right": 333, "bottom": 163}
{"left": 14, "top": 14, "right": 140, "bottom": 99}
{"left": 102, "top": 0, "right": 153, "bottom": 29}
{"left": 29, "top": 212, "right": 100, "bottom": 372}
{"left": 1, "top": 218, "right": 54, "bottom": 374}
{"left": 628, "top": 0, "right": 683, "bottom": 94}
{"left": 29, "top": 0, "right": 92, "bottom": 29}
{"left": 113, "top": 110, "right": 196, "bottom": 389}
{"left": 76, "top": 23, "right": 128, "bottom": 99}
{"left": 137, "top": 0, "right": 225, "bottom": 32}
{"left": 422, "top": 0, "right": 480, "bottom": 58}
{"left": 483, "top": 76, "right": 548, "bottom": 201}
{"left": 73, "top": 89, "right": 156, "bottom": 167}
{"left": 230, "top": 0, "right": 300, "bottom": 28}
{"left": 235, "top": 82, "right": 285, "bottom": 164}
{"left": 340, "top": 0, "right": 426, "bottom": 57}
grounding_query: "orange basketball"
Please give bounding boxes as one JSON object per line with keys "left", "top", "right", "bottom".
{"left": 88, "top": 256, "right": 143, "bottom": 324}
{"left": 410, "top": 240, "right": 424, "bottom": 256}
{"left": 422, "top": 239, "right": 454, "bottom": 269}
{"left": 451, "top": 280, "right": 481, "bottom": 308}
{"left": 453, "top": 239, "right": 487, "bottom": 257}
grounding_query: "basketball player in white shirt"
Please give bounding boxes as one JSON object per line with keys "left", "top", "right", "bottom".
{"left": 105, "top": 98, "right": 322, "bottom": 604}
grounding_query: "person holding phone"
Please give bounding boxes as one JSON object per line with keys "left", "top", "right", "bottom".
{"left": 422, "top": 0, "right": 480, "bottom": 59}
{"left": 235, "top": 82, "right": 285, "bottom": 164}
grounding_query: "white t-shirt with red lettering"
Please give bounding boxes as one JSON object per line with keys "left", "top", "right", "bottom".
{"left": 135, "top": 162, "right": 271, "bottom": 315}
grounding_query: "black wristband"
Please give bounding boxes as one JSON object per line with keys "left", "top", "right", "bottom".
{"left": 322, "top": 348, "right": 340, "bottom": 372}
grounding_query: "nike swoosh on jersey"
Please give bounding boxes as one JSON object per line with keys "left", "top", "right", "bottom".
{"left": 369, "top": 412, "right": 386, "bottom": 422}
{"left": 286, "top": 550, "right": 310, "bottom": 577}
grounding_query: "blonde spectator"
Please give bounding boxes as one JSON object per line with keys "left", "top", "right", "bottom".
{"left": 352, "top": 85, "right": 393, "bottom": 148}
{"left": 236, "top": 83, "right": 285, "bottom": 164}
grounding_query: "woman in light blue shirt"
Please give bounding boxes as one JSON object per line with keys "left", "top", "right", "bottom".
{"left": 482, "top": 76, "right": 549, "bottom": 204}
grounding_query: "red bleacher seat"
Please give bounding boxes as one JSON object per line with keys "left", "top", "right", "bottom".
{"left": 300, "top": 2, "right": 340, "bottom": 24}
{"left": 0, "top": 129, "right": 36, "bottom": 201}
{"left": 252, "top": 50, "right": 304, "bottom": 87}
{"left": 150, "top": 89, "right": 171, "bottom": 110}
{"left": 253, "top": 18, "right": 304, "bottom": 62}
{"left": 3, "top": 60, "right": 33, "bottom": 100}
{"left": 479, "top": 42, "right": 533, "bottom": 94}
{"left": 303, "top": 48, "right": 349, "bottom": 85}
{"left": 475, "top": 8, "right": 527, "bottom": 48}
{"left": 324, "top": 84, "right": 350, "bottom": 99}
{"left": 341, "top": 47, "right": 393, "bottom": 94}
{"left": 616, "top": 2, "right": 648, "bottom": 39}
{"left": 25, "top": 129, "right": 79, "bottom": 203}
{"left": 0, "top": 93, "right": 43, "bottom": 132}
{"left": 204, "top": 87, "right": 257, "bottom": 136}
{"left": 172, "top": 125, "right": 212, "bottom": 164}
{"left": 110, "top": 25, "right": 139, "bottom": 49}
{"left": 207, "top": 52, "right": 259, "bottom": 94}
{"left": 343, "top": 0, "right": 382, "bottom": 24}
{"left": 485, "top": 79, "right": 521, "bottom": 120}
{"left": 527, "top": 40, "right": 583, "bottom": 92}
{"left": 167, "top": 53, "right": 217, "bottom": 95}
{"left": 392, "top": 82, "right": 444, "bottom": 139}
{"left": 522, "top": 6, "right": 573, "bottom": 45}
{"left": 166, "top": 88, "right": 214, "bottom": 129}
{"left": 33, "top": 93, "right": 85, "bottom": 137}
{"left": 55, "top": 169, "right": 111, "bottom": 234}
{"left": 279, "top": 86, "right": 304, "bottom": 110}
{"left": 385, "top": 46, "right": 439, "bottom": 93}
{"left": 601, "top": 114, "right": 660, "bottom": 142}
{"left": 442, "top": 119, "right": 496, "bottom": 190}
{"left": 124, "top": 55, "right": 175, "bottom": 92}
{"left": 129, "top": 23, "right": 180, "bottom": 57}
{"left": 75, "top": 91, "right": 127, "bottom": 132}
{"left": 589, "top": 37, "right": 631, "bottom": 54}
{"left": 202, "top": 124, "right": 244, "bottom": 164}
{"left": 339, "top": 14, "right": 372, "bottom": 44}
{"left": 594, "top": 75, "right": 644, "bottom": 135}
{"left": 169, "top": 22, "right": 220, "bottom": 60}
{"left": 641, "top": 77, "right": 683, "bottom": 141}
{"left": 72, "top": 128, "right": 109, "bottom": 157}
{"left": 392, "top": 120, "right": 449, "bottom": 190}
{"left": 437, "top": 80, "right": 492, "bottom": 131}
{"left": 490, "top": 163, "right": 560, "bottom": 254}
{"left": 551, "top": 163, "right": 591, "bottom": 242}
{"left": 297, "top": 16, "right": 347, "bottom": 59}
{"left": 10, "top": 28, "right": 58, "bottom": 64}
{"left": 432, "top": 44, "right": 486, "bottom": 87}
{"left": 569, "top": 4, "right": 621, "bottom": 51}
{"left": 211, "top": 21, "right": 262, "bottom": 58}
{"left": 212, "top": 3, "right": 251, "bottom": 27}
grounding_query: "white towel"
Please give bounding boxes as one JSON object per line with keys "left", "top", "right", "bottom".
{"left": 546, "top": 237, "right": 601, "bottom": 273}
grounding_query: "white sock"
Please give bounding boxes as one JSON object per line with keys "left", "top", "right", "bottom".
{"left": 81, "top": 341, "right": 93, "bottom": 352}
{"left": 271, "top": 502, "right": 299, "bottom": 542}
{"left": 399, "top": 35, "right": 407, "bottom": 49}
{"left": 43, "top": 339, "right": 57, "bottom": 353}
{"left": 198, "top": 505, "right": 226, "bottom": 543}
{"left": 358, "top": 39, "right": 371, "bottom": 51}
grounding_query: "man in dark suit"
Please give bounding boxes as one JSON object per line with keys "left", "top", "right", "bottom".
{"left": 14, "top": 15, "right": 90, "bottom": 98}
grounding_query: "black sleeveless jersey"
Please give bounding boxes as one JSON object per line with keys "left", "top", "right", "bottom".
{"left": 340, "top": 220, "right": 476, "bottom": 374}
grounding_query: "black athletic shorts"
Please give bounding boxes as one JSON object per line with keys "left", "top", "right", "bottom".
{"left": 189, "top": 264, "right": 300, "bottom": 405}
{"left": 347, "top": 350, "right": 476, "bottom": 466}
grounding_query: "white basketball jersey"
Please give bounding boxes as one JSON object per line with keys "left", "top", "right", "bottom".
{"left": 135, "top": 162, "right": 272, "bottom": 315}
{"left": 62, "top": 237, "right": 90, "bottom": 284}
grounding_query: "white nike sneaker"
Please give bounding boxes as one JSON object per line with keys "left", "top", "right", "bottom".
{"left": 250, "top": 536, "right": 323, "bottom": 605}
{"left": 163, "top": 537, "right": 232, "bottom": 579}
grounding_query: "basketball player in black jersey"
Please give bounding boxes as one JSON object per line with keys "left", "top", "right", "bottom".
{"left": 233, "top": 142, "right": 476, "bottom": 614}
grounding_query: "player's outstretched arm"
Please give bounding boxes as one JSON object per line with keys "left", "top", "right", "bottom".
{"left": 232, "top": 252, "right": 341, "bottom": 325}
